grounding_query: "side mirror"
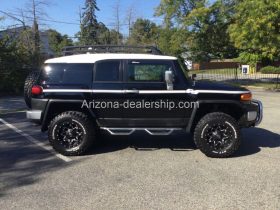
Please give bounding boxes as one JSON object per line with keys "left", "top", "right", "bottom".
{"left": 165, "top": 70, "right": 174, "bottom": 90}
{"left": 191, "top": 74, "right": 197, "bottom": 80}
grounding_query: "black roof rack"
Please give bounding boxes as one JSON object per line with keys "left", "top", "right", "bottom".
{"left": 62, "top": 45, "right": 163, "bottom": 56}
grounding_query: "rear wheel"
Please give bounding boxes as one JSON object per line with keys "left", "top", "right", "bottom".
{"left": 193, "top": 112, "right": 241, "bottom": 158}
{"left": 24, "top": 71, "right": 40, "bottom": 108}
{"left": 48, "top": 111, "right": 95, "bottom": 156}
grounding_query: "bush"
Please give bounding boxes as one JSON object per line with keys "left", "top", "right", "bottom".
{"left": 0, "top": 69, "right": 30, "bottom": 95}
{"left": 260, "top": 66, "right": 280, "bottom": 74}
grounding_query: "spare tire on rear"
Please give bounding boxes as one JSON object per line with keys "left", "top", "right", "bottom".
{"left": 24, "top": 71, "right": 40, "bottom": 108}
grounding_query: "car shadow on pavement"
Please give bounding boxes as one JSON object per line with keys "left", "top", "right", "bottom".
{"left": 86, "top": 131, "right": 196, "bottom": 155}
{"left": 234, "top": 127, "right": 280, "bottom": 157}
{"left": 87, "top": 128, "right": 280, "bottom": 157}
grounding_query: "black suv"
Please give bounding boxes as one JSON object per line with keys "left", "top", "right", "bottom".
{"left": 26, "top": 46, "right": 262, "bottom": 158}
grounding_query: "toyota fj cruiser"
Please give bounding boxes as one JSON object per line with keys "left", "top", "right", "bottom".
{"left": 26, "top": 46, "right": 262, "bottom": 158}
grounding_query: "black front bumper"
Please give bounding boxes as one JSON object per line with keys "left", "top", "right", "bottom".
{"left": 239, "top": 99, "right": 263, "bottom": 127}
{"left": 251, "top": 99, "right": 263, "bottom": 126}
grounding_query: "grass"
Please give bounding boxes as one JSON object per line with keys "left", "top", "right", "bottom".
{"left": 242, "top": 82, "right": 280, "bottom": 90}
{"left": 222, "top": 81, "right": 280, "bottom": 90}
{"left": 189, "top": 68, "right": 239, "bottom": 75}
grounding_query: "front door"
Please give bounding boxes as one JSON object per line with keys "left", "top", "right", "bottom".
{"left": 122, "top": 59, "right": 195, "bottom": 128}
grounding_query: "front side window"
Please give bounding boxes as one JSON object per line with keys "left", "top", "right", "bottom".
{"left": 95, "top": 60, "right": 120, "bottom": 82}
{"left": 127, "top": 60, "right": 172, "bottom": 82}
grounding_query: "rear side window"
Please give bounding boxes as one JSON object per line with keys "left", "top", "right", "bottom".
{"left": 95, "top": 60, "right": 120, "bottom": 82}
{"left": 127, "top": 60, "right": 172, "bottom": 82}
{"left": 40, "top": 63, "right": 93, "bottom": 85}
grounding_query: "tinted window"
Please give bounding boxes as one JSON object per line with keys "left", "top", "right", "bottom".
{"left": 41, "top": 64, "right": 93, "bottom": 85}
{"left": 128, "top": 61, "right": 172, "bottom": 82}
{"left": 95, "top": 60, "right": 120, "bottom": 81}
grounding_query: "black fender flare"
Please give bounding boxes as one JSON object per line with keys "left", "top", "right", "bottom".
{"left": 41, "top": 99, "right": 97, "bottom": 131}
{"left": 186, "top": 100, "right": 247, "bottom": 133}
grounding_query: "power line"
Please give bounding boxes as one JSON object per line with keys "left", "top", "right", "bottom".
{"left": 0, "top": 10, "right": 131, "bottom": 27}
{"left": 0, "top": 10, "right": 81, "bottom": 25}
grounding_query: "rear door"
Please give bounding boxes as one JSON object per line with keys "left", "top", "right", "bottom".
{"left": 91, "top": 59, "right": 125, "bottom": 127}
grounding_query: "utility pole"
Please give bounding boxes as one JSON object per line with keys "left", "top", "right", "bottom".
{"left": 113, "top": 0, "right": 121, "bottom": 44}
{"left": 32, "top": 0, "right": 40, "bottom": 67}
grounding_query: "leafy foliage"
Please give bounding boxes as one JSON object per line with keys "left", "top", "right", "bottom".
{"left": 186, "top": 0, "right": 238, "bottom": 61}
{"left": 96, "top": 23, "right": 123, "bottom": 45}
{"left": 157, "top": 27, "right": 188, "bottom": 57}
{"left": 0, "top": 33, "right": 32, "bottom": 94}
{"left": 78, "top": 0, "right": 123, "bottom": 45}
{"left": 127, "top": 19, "right": 159, "bottom": 45}
{"left": 155, "top": 0, "right": 203, "bottom": 28}
{"left": 228, "top": 0, "right": 280, "bottom": 63}
{"left": 79, "top": 0, "right": 100, "bottom": 45}
{"left": 48, "top": 29, "right": 73, "bottom": 56}
{"left": 155, "top": 0, "right": 238, "bottom": 62}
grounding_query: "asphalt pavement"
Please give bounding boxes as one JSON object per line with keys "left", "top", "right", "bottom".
{"left": 0, "top": 90, "right": 280, "bottom": 210}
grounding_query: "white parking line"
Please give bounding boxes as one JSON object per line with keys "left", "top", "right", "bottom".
{"left": 0, "top": 118, "right": 72, "bottom": 162}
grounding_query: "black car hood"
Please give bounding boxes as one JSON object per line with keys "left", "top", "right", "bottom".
{"left": 192, "top": 80, "right": 248, "bottom": 92}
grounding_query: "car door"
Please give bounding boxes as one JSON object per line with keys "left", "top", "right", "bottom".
{"left": 91, "top": 59, "right": 125, "bottom": 127}
{"left": 122, "top": 59, "right": 195, "bottom": 128}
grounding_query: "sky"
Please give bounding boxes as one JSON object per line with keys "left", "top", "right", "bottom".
{"left": 0, "top": 0, "right": 162, "bottom": 37}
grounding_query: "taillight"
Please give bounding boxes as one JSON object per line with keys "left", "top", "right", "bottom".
{"left": 31, "top": 85, "right": 43, "bottom": 95}
{"left": 240, "top": 93, "right": 252, "bottom": 101}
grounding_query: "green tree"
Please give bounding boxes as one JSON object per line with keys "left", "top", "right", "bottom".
{"left": 79, "top": 0, "right": 100, "bottom": 45}
{"left": 127, "top": 18, "right": 159, "bottom": 45}
{"left": 48, "top": 29, "right": 73, "bottom": 56}
{"left": 109, "top": 29, "right": 123, "bottom": 45}
{"left": 0, "top": 30, "right": 33, "bottom": 93}
{"left": 95, "top": 22, "right": 111, "bottom": 44}
{"left": 155, "top": 0, "right": 205, "bottom": 28}
{"left": 94, "top": 23, "right": 122, "bottom": 45}
{"left": 228, "top": 0, "right": 280, "bottom": 64}
{"left": 186, "top": 0, "right": 238, "bottom": 61}
{"left": 157, "top": 27, "right": 188, "bottom": 57}
{"left": 156, "top": 0, "right": 238, "bottom": 62}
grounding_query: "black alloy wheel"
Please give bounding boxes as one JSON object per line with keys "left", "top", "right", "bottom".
{"left": 203, "top": 122, "right": 235, "bottom": 153}
{"left": 48, "top": 111, "right": 95, "bottom": 156}
{"left": 54, "top": 119, "right": 85, "bottom": 149}
{"left": 193, "top": 112, "right": 241, "bottom": 158}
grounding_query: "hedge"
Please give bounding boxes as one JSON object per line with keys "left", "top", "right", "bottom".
{"left": 260, "top": 66, "right": 280, "bottom": 74}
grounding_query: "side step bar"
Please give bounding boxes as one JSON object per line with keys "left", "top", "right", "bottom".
{"left": 100, "top": 127, "right": 182, "bottom": 136}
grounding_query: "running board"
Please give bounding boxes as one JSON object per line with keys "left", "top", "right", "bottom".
{"left": 100, "top": 127, "right": 182, "bottom": 136}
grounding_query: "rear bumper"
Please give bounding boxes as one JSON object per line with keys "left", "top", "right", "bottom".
{"left": 26, "top": 98, "right": 48, "bottom": 123}
{"left": 26, "top": 110, "right": 42, "bottom": 120}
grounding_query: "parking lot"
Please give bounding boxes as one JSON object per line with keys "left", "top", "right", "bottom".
{"left": 0, "top": 89, "right": 280, "bottom": 210}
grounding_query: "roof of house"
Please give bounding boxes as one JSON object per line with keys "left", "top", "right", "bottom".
{"left": 45, "top": 53, "right": 177, "bottom": 64}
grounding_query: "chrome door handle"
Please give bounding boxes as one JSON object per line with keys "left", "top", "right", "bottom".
{"left": 124, "top": 89, "right": 139, "bottom": 94}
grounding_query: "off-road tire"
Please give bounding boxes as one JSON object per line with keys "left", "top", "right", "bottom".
{"left": 24, "top": 71, "right": 40, "bottom": 108}
{"left": 48, "top": 111, "right": 95, "bottom": 156}
{"left": 193, "top": 112, "right": 241, "bottom": 158}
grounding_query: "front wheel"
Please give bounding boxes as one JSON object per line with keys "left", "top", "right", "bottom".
{"left": 193, "top": 112, "right": 241, "bottom": 158}
{"left": 48, "top": 111, "right": 95, "bottom": 156}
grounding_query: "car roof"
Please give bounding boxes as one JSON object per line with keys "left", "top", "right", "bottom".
{"left": 45, "top": 53, "right": 177, "bottom": 64}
